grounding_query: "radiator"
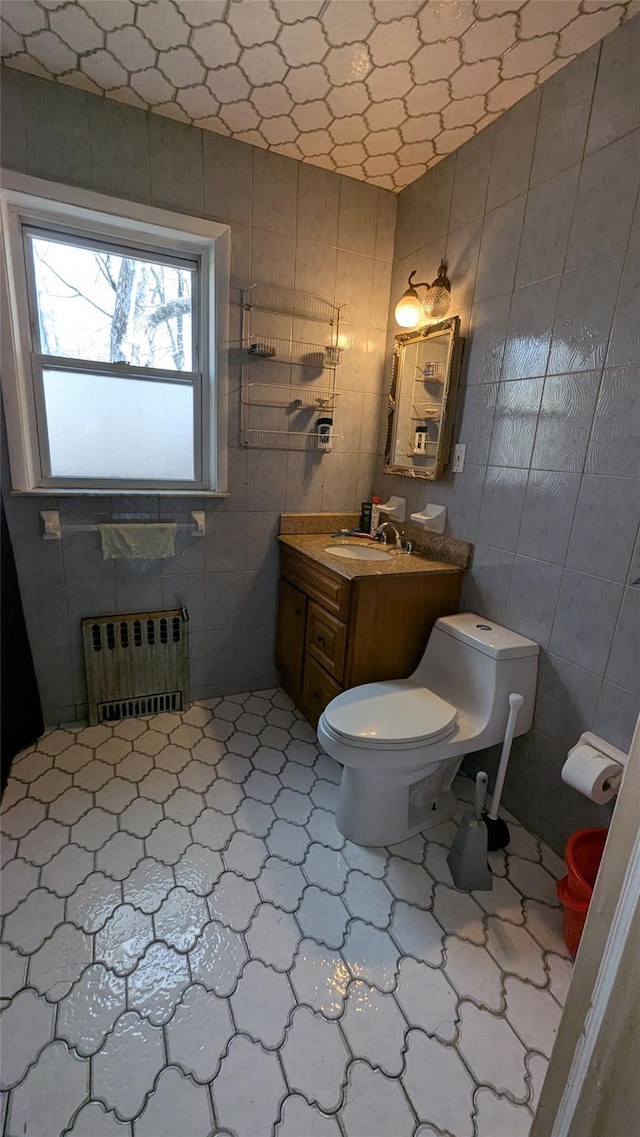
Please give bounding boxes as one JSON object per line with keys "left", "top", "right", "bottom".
{"left": 82, "top": 608, "right": 190, "bottom": 726}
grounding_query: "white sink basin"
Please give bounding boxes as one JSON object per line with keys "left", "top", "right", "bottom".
{"left": 324, "top": 543, "right": 393, "bottom": 562}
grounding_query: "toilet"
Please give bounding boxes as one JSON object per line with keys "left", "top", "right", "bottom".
{"left": 317, "top": 613, "right": 539, "bottom": 846}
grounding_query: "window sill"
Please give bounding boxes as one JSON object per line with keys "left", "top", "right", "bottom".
{"left": 10, "top": 489, "right": 230, "bottom": 499}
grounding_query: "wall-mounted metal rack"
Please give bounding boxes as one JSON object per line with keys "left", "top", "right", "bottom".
{"left": 240, "top": 283, "right": 344, "bottom": 452}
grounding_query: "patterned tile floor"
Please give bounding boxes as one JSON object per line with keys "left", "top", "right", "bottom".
{"left": 0, "top": 689, "right": 572, "bottom": 1137}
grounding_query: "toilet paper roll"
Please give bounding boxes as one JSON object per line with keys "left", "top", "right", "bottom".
{"left": 561, "top": 745, "right": 622, "bottom": 804}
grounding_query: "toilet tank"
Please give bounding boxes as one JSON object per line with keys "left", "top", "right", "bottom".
{"left": 413, "top": 613, "right": 539, "bottom": 739}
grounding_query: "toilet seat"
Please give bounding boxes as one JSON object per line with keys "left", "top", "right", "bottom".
{"left": 323, "top": 680, "right": 458, "bottom": 749}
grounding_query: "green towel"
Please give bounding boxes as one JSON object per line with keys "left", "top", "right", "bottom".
{"left": 99, "top": 523, "right": 177, "bottom": 560}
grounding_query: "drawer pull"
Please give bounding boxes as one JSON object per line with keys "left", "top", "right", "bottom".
{"left": 294, "top": 607, "right": 303, "bottom": 616}
{"left": 316, "top": 634, "right": 326, "bottom": 647}
{"left": 313, "top": 689, "right": 321, "bottom": 701}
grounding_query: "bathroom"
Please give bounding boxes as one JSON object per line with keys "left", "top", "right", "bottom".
{"left": 1, "top": 2, "right": 639, "bottom": 1135}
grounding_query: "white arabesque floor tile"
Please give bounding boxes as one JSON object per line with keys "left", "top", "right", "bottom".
{"left": 277, "top": 1093, "right": 341, "bottom": 1136}
{"left": 396, "top": 955, "right": 459, "bottom": 1042}
{"left": 0, "top": 988, "right": 55, "bottom": 1089}
{"left": 188, "top": 919, "right": 247, "bottom": 995}
{"left": 57, "top": 964, "right": 126, "bottom": 1057}
{"left": 7, "top": 1040, "right": 88, "bottom": 1137}
{"left": 403, "top": 1029, "right": 476, "bottom": 1137}
{"left": 443, "top": 935, "right": 505, "bottom": 1013}
{"left": 547, "top": 951, "right": 574, "bottom": 1004}
{"left": 341, "top": 979, "right": 407, "bottom": 1076}
{"left": 1, "top": 692, "right": 573, "bottom": 1137}
{"left": 344, "top": 868, "right": 393, "bottom": 927}
{"left": 297, "top": 884, "right": 350, "bottom": 947}
{"left": 303, "top": 841, "right": 350, "bottom": 893}
{"left": 280, "top": 1005, "right": 349, "bottom": 1113}
{"left": 509, "top": 857, "right": 560, "bottom": 907}
{"left": 66, "top": 1100, "right": 132, "bottom": 1135}
{"left": 231, "top": 958, "right": 295, "bottom": 1048}
{"left": 527, "top": 1052, "right": 550, "bottom": 1114}
{"left": 0, "top": 942, "right": 26, "bottom": 1000}
{"left": 135, "top": 1064, "right": 214, "bottom": 1137}
{"left": 503, "top": 975, "right": 563, "bottom": 1056}
{"left": 246, "top": 902, "right": 300, "bottom": 971}
{"left": 212, "top": 1034, "right": 287, "bottom": 1137}
{"left": 340, "top": 1061, "right": 416, "bottom": 1136}
{"left": 458, "top": 1000, "right": 528, "bottom": 1099}
{"left": 289, "top": 937, "right": 350, "bottom": 1019}
{"left": 257, "top": 856, "right": 306, "bottom": 913}
{"left": 474, "top": 1086, "right": 532, "bottom": 1137}
{"left": 165, "top": 983, "right": 233, "bottom": 1082}
{"left": 485, "top": 915, "right": 549, "bottom": 985}
{"left": 126, "top": 941, "right": 190, "bottom": 1025}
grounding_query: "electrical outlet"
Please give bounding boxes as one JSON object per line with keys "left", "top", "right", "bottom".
{"left": 451, "top": 444, "right": 466, "bottom": 473}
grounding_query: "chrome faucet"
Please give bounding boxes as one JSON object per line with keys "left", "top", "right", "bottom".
{"left": 376, "top": 521, "right": 402, "bottom": 548}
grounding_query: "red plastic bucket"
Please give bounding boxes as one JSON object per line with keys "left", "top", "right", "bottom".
{"left": 557, "top": 827, "right": 608, "bottom": 957}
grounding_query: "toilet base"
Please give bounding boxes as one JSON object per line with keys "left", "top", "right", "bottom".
{"left": 335, "top": 763, "right": 459, "bottom": 847}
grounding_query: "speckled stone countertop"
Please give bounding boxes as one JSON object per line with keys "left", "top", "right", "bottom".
{"left": 278, "top": 532, "right": 464, "bottom": 581}
{"left": 279, "top": 512, "right": 472, "bottom": 571}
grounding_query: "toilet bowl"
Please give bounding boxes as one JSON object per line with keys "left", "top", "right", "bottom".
{"left": 317, "top": 613, "right": 539, "bottom": 846}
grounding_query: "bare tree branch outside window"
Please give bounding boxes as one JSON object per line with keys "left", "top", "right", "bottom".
{"left": 30, "top": 236, "right": 194, "bottom": 372}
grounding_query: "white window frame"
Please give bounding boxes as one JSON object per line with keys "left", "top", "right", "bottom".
{"left": 0, "top": 170, "right": 230, "bottom": 496}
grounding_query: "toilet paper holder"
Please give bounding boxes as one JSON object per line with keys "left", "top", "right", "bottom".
{"left": 564, "top": 731, "right": 627, "bottom": 797}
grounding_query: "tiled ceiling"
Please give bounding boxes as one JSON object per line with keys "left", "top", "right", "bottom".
{"left": 2, "top": 0, "right": 637, "bottom": 191}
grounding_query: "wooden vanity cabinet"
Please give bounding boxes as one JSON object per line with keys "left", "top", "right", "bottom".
{"left": 277, "top": 544, "right": 463, "bottom": 726}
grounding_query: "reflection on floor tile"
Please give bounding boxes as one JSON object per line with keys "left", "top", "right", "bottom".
{"left": 1, "top": 690, "right": 571, "bottom": 1137}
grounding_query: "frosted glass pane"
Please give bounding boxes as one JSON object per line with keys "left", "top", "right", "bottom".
{"left": 29, "top": 233, "right": 194, "bottom": 371}
{"left": 43, "top": 369, "right": 195, "bottom": 481}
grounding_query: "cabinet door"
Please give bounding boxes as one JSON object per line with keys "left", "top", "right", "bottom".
{"left": 302, "top": 655, "right": 342, "bottom": 728}
{"left": 276, "top": 579, "right": 307, "bottom": 696}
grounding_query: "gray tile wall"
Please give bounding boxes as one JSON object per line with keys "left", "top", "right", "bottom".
{"left": 0, "top": 67, "right": 397, "bottom": 727}
{"left": 376, "top": 18, "right": 640, "bottom": 853}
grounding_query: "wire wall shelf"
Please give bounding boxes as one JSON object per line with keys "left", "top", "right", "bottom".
{"left": 411, "top": 439, "right": 439, "bottom": 458}
{"left": 242, "top": 428, "right": 334, "bottom": 452}
{"left": 241, "top": 284, "right": 342, "bottom": 451}
{"left": 246, "top": 283, "right": 340, "bottom": 324}
{"left": 243, "top": 383, "right": 339, "bottom": 410}
{"left": 241, "top": 336, "right": 341, "bottom": 369}
{"left": 415, "top": 361, "right": 447, "bottom": 382}
{"left": 411, "top": 402, "right": 442, "bottom": 421}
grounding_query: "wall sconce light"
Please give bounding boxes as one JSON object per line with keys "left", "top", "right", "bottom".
{"left": 394, "top": 261, "right": 452, "bottom": 327}
{"left": 394, "top": 270, "right": 430, "bottom": 328}
{"left": 423, "top": 259, "right": 451, "bottom": 319}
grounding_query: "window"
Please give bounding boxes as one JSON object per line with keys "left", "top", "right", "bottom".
{"left": 1, "top": 175, "right": 229, "bottom": 494}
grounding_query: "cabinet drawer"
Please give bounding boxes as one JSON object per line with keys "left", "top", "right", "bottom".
{"left": 306, "top": 601, "right": 347, "bottom": 683}
{"left": 302, "top": 655, "right": 342, "bottom": 727}
{"left": 280, "top": 546, "right": 351, "bottom": 620}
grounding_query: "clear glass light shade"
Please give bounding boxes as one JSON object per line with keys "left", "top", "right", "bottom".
{"left": 422, "top": 285, "right": 451, "bottom": 319}
{"left": 394, "top": 291, "right": 424, "bottom": 328}
{"left": 423, "top": 260, "right": 451, "bottom": 319}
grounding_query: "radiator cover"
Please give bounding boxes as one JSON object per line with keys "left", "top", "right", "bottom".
{"left": 82, "top": 608, "right": 190, "bottom": 726}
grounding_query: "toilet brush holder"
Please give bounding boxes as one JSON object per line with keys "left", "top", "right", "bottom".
{"left": 447, "top": 772, "right": 493, "bottom": 892}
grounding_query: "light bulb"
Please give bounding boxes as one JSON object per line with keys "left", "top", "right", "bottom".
{"left": 394, "top": 292, "right": 423, "bottom": 328}
{"left": 394, "top": 270, "right": 430, "bottom": 328}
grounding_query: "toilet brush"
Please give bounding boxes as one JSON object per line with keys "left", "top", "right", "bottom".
{"left": 447, "top": 772, "right": 493, "bottom": 892}
{"left": 483, "top": 692, "right": 525, "bottom": 851}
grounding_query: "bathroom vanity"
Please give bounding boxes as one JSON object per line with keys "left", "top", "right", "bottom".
{"left": 276, "top": 519, "right": 466, "bottom": 727}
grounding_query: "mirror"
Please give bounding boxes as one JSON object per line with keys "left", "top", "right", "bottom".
{"left": 383, "top": 316, "right": 464, "bottom": 481}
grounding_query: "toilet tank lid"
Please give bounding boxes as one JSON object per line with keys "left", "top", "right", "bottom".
{"left": 435, "top": 613, "right": 539, "bottom": 660}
